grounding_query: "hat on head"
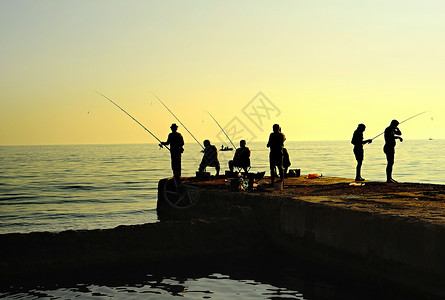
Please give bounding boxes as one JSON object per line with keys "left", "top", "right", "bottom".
{"left": 170, "top": 123, "right": 178, "bottom": 129}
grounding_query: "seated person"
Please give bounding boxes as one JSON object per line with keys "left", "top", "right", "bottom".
{"left": 283, "top": 147, "right": 291, "bottom": 174}
{"left": 228, "top": 140, "right": 251, "bottom": 173}
{"left": 198, "top": 140, "right": 220, "bottom": 176}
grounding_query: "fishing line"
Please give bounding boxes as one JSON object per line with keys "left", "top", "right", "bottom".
{"left": 370, "top": 110, "right": 430, "bottom": 141}
{"left": 150, "top": 92, "right": 204, "bottom": 150}
{"left": 96, "top": 91, "right": 169, "bottom": 151}
{"left": 204, "top": 110, "right": 237, "bottom": 150}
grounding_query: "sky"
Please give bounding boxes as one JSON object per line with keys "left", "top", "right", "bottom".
{"left": 1, "top": 0, "right": 444, "bottom": 146}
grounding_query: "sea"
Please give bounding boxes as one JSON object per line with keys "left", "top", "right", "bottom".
{"left": 0, "top": 140, "right": 443, "bottom": 299}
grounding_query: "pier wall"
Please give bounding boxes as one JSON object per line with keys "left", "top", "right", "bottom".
{"left": 0, "top": 217, "right": 266, "bottom": 285}
{"left": 170, "top": 187, "right": 445, "bottom": 297}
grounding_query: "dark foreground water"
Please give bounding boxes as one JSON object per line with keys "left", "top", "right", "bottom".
{"left": 0, "top": 256, "right": 418, "bottom": 300}
{"left": 0, "top": 140, "right": 442, "bottom": 299}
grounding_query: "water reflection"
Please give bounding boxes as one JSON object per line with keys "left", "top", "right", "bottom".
{"left": 0, "top": 257, "right": 421, "bottom": 300}
{"left": 1, "top": 273, "right": 307, "bottom": 300}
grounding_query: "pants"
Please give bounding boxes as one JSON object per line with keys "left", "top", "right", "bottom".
{"left": 353, "top": 147, "right": 364, "bottom": 162}
{"left": 269, "top": 151, "right": 283, "bottom": 181}
{"left": 171, "top": 152, "right": 182, "bottom": 180}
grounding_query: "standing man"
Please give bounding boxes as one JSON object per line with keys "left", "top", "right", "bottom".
{"left": 351, "top": 124, "right": 372, "bottom": 181}
{"left": 198, "top": 140, "right": 220, "bottom": 176}
{"left": 384, "top": 120, "right": 403, "bottom": 183}
{"left": 160, "top": 123, "right": 184, "bottom": 182}
{"left": 267, "top": 124, "right": 286, "bottom": 184}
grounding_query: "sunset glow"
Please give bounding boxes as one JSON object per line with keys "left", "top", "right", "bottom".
{"left": 1, "top": 1, "right": 444, "bottom": 145}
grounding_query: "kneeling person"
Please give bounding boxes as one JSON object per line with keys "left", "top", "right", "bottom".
{"left": 229, "top": 140, "right": 251, "bottom": 173}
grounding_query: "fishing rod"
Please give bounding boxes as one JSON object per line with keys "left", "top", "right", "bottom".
{"left": 370, "top": 110, "right": 430, "bottom": 140}
{"left": 150, "top": 91, "right": 204, "bottom": 150}
{"left": 204, "top": 110, "right": 237, "bottom": 150}
{"left": 96, "top": 91, "right": 169, "bottom": 151}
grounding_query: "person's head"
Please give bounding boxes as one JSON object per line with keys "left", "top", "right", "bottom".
{"left": 170, "top": 123, "right": 178, "bottom": 132}
{"left": 240, "top": 140, "right": 246, "bottom": 148}
{"left": 273, "top": 124, "right": 280, "bottom": 132}
{"left": 390, "top": 120, "right": 399, "bottom": 128}
{"left": 357, "top": 123, "right": 366, "bottom": 132}
{"left": 203, "top": 139, "right": 210, "bottom": 147}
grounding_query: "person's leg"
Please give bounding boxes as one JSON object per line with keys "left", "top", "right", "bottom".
{"left": 277, "top": 164, "right": 284, "bottom": 181}
{"left": 386, "top": 160, "right": 393, "bottom": 182}
{"left": 171, "top": 155, "right": 176, "bottom": 177}
{"left": 177, "top": 155, "right": 181, "bottom": 179}
{"left": 354, "top": 148, "right": 364, "bottom": 181}
{"left": 228, "top": 160, "right": 234, "bottom": 172}
{"left": 215, "top": 161, "right": 220, "bottom": 176}
{"left": 270, "top": 166, "right": 277, "bottom": 183}
{"left": 269, "top": 153, "right": 275, "bottom": 184}
{"left": 278, "top": 166, "right": 284, "bottom": 180}
{"left": 277, "top": 152, "right": 284, "bottom": 181}
{"left": 355, "top": 160, "right": 363, "bottom": 181}
{"left": 198, "top": 160, "right": 206, "bottom": 173}
{"left": 386, "top": 151, "right": 395, "bottom": 182}
{"left": 171, "top": 153, "right": 181, "bottom": 181}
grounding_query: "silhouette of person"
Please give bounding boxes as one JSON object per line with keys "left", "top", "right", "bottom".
{"left": 198, "top": 140, "right": 220, "bottom": 176}
{"left": 267, "top": 124, "right": 286, "bottom": 184}
{"left": 229, "top": 140, "right": 251, "bottom": 173}
{"left": 351, "top": 124, "right": 372, "bottom": 181}
{"left": 384, "top": 120, "right": 403, "bottom": 183}
{"left": 160, "top": 123, "right": 184, "bottom": 182}
{"left": 283, "top": 148, "right": 291, "bottom": 175}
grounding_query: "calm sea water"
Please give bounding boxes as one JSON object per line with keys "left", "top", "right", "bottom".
{"left": 1, "top": 140, "right": 443, "bottom": 235}
{"left": 0, "top": 140, "right": 442, "bottom": 299}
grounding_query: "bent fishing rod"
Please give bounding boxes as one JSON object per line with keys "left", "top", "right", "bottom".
{"left": 96, "top": 91, "right": 169, "bottom": 151}
{"left": 370, "top": 110, "right": 430, "bottom": 141}
{"left": 150, "top": 92, "right": 204, "bottom": 150}
{"left": 204, "top": 110, "right": 237, "bottom": 150}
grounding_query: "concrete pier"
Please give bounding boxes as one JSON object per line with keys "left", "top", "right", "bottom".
{"left": 157, "top": 176, "right": 445, "bottom": 297}
{"left": 1, "top": 175, "right": 443, "bottom": 297}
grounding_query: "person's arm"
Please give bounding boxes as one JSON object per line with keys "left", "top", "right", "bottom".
{"left": 233, "top": 149, "right": 240, "bottom": 161}
{"left": 160, "top": 134, "right": 171, "bottom": 148}
{"left": 351, "top": 132, "right": 361, "bottom": 146}
{"left": 394, "top": 128, "right": 403, "bottom": 142}
{"left": 163, "top": 134, "right": 171, "bottom": 145}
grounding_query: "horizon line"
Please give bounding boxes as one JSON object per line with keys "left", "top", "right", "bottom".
{"left": 0, "top": 138, "right": 441, "bottom": 147}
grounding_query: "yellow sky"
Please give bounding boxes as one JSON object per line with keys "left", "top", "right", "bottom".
{"left": 1, "top": 0, "right": 444, "bottom": 146}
